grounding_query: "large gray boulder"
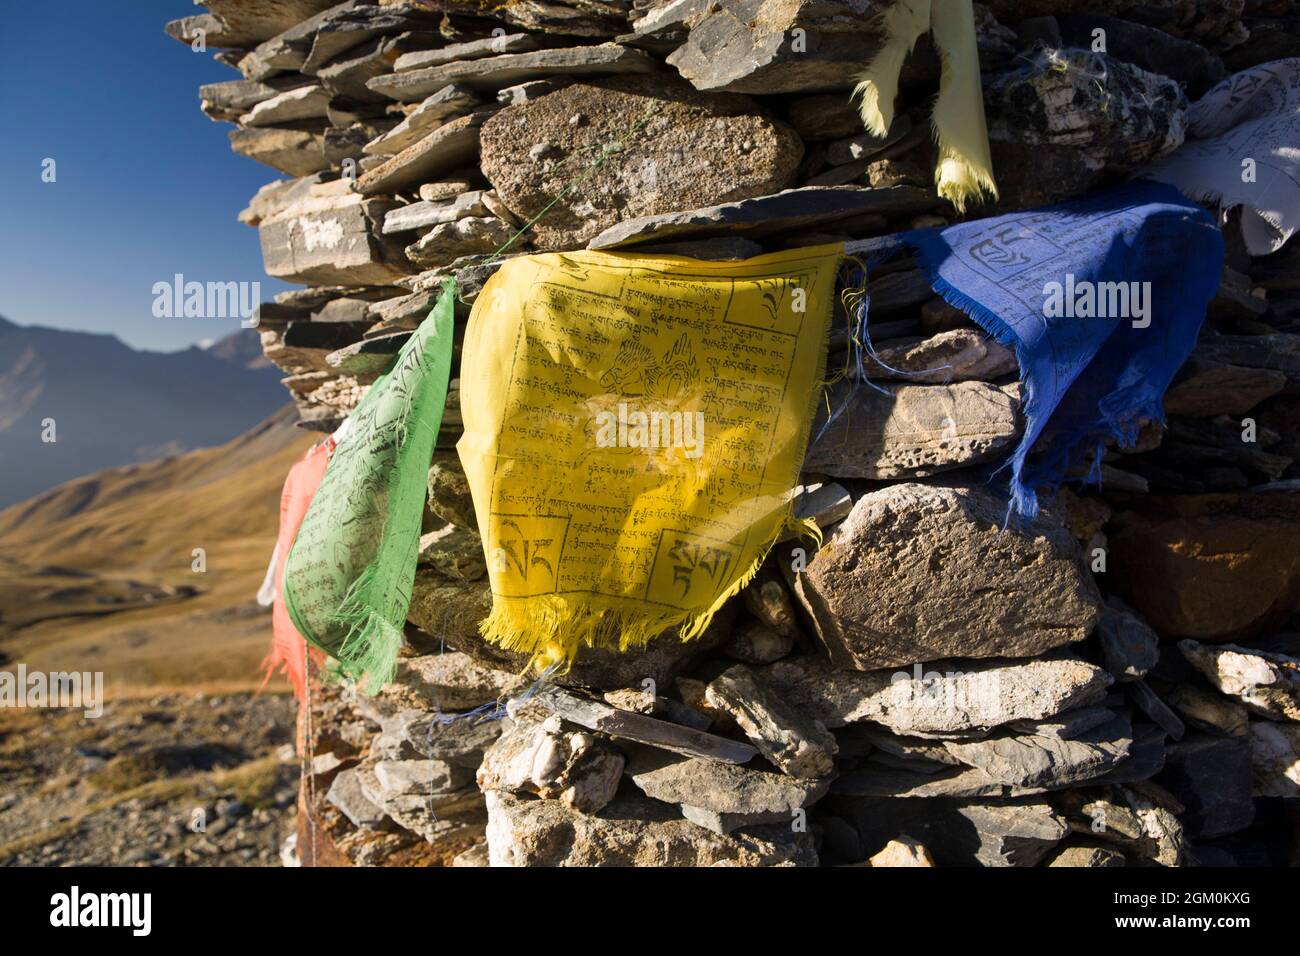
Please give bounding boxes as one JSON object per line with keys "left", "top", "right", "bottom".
{"left": 792, "top": 483, "right": 1102, "bottom": 670}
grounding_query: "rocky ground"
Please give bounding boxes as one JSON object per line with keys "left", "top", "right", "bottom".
{"left": 168, "top": 0, "right": 1300, "bottom": 866}
{"left": 0, "top": 694, "right": 297, "bottom": 866}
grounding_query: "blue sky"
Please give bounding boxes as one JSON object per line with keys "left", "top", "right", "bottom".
{"left": 0, "top": 1, "right": 294, "bottom": 352}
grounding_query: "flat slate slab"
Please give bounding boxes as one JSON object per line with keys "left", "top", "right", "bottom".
{"left": 356, "top": 111, "right": 492, "bottom": 195}
{"left": 587, "top": 185, "right": 935, "bottom": 248}
{"left": 368, "top": 42, "right": 658, "bottom": 101}
{"left": 533, "top": 687, "right": 758, "bottom": 764}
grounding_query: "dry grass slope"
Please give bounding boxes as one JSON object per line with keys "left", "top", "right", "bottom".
{"left": 0, "top": 405, "right": 314, "bottom": 697}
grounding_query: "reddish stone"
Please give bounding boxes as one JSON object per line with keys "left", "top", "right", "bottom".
{"left": 1110, "top": 494, "right": 1300, "bottom": 642}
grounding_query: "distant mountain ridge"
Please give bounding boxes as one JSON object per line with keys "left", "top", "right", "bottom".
{"left": 0, "top": 316, "right": 288, "bottom": 508}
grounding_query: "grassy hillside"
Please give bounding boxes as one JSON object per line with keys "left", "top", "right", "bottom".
{"left": 0, "top": 406, "right": 315, "bottom": 697}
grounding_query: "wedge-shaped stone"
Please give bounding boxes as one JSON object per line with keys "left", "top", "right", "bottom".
{"left": 393, "top": 34, "right": 539, "bottom": 72}
{"left": 200, "top": 75, "right": 314, "bottom": 121}
{"left": 356, "top": 111, "right": 491, "bottom": 195}
{"left": 258, "top": 193, "right": 411, "bottom": 285}
{"left": 241, "top": 84, "right": 331, "bottom": 126}
{"left": 383, "top": 191, "right": 489, "bottom": 233}
{"left": 363, "top": 84, "right": 483, "bottom": 156}
{"left": 833, "top": 762, "right": 1044, "bottom": 800}
{"left": 629, "top": 754, "right": 829, "bottom": 834}
{"left": 1179, "top": 640, "right": 1300, "bottom": 722}
{"left": 192, "top": 0, "right": 340, "bottom": 48}
{"left": 703, "top": 665, "right": 837, "bottom": 778}
{"left": 804, "top": 381, "right": 1021, "bottom": 479}
{"left": 792, "top": 483, "right": 1101, "bottom": 669}
{"left": 237, "top": 0, "right": 361, "bottom": 81}
{"left": 229, "top": 127, "right": 329, "bottom": 177}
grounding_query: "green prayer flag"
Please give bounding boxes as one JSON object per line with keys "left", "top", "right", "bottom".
{"left": 283, "top": 279, "right": 456, "bottom": 692}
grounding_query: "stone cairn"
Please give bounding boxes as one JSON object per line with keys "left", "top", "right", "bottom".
{"left": 170, "top": 0, "right": 1300, "bottom": 866}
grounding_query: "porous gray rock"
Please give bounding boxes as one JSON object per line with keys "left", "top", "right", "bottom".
{"left": 405, "top": 216, "right": 515, "bottom": 268}
{"left": 792, "top": 483, "right": 1102, "bottom": 670}
{"left": 477, "top": 711, "right": 625, "bottom": 813}
{"left": 478, "top": 76, "right": 804, "bottom": 249}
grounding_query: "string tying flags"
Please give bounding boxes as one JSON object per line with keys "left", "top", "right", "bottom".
{"left": 854, "top": 0, "right": 997, "bottom": 213}
{"left": 282, "top": 278, "right": 457, "bottom": 693}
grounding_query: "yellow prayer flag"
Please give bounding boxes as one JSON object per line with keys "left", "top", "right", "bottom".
{"left": 457, "top": 245, "right": 843, "bottom": 671}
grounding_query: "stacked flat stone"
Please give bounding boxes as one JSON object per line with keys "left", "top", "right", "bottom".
{"left": 172, "top": 0, "right": 1300, "bottom": 867}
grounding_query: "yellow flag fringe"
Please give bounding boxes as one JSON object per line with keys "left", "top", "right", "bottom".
{"left": 854, "top": 0, "right": 998, "bottom": 213}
